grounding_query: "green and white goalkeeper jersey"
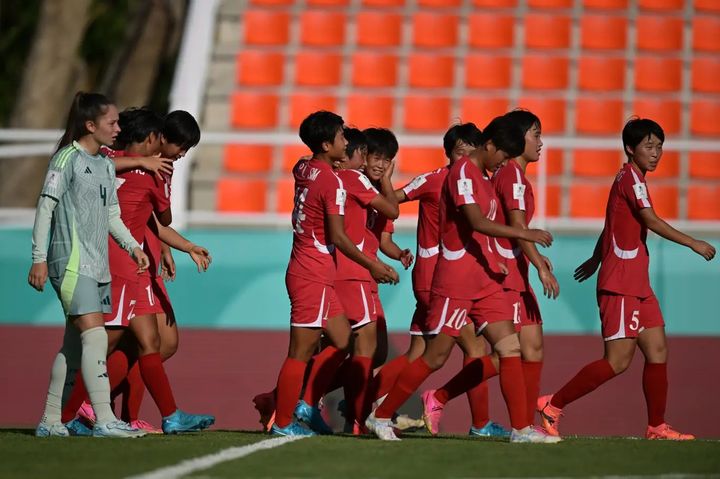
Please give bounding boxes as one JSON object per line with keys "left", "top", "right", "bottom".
{"left": 39, "top": 141, "right": 119, "bottom": 283}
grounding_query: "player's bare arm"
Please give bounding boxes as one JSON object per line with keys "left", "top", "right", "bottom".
{"left": 393, "top": 188, "right": 408, "bottom": 203}
{"left": 574, "top": 228, "right": 605, "bottom": 282}
{"left": 639, "top": 207, "right": 716, "bottom": 261}
{"left": 379, "top": 231, "right": 414, "bottom": 270}
{"left": 113, "top": 155, "right": 173, "bottom": 179}
{"left": 154, "top": 216, "right": 212, "bottom": 273}
{"left": 156, "top": 206, "right": 172, "bottom": 227}
{"left": 375, "top": 160, "right": 399, "bottom": 219}
{"left": 508, "top": 209, "right": 559, "bottom": 299}
{"left": 327, "top": 214, "right": 398, "bottom": 284}
{"left": 460, "top": 203, "right": 553, "bottom": 247}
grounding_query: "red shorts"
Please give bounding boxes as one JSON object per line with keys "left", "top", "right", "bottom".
{"left": 286, "top": 274, "right": 343, "bottom": 328}
{"left": 336, "top": 280, "right": 377, "bottom": 329}
{"left": 506, "top": 288, "right": 543, "bottom": 332}
{"left": 598, "top": 292, "right": 665, "bottom": 341}
{"left": 409, "top": 290, "right": 431, "bottom": 335}
{"left": 370, "top": 282, "right": 385, "bottom": 323}
{"left": 147, "top": 276, "right": 174, "bottom": 318}
{"left": 104, "top": 274, "right": 156, "bottom": 326}
{"left": 427, "top": 290, "right": 513, "bottom": 338}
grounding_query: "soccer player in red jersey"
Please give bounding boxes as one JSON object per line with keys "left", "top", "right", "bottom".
{"left": 491, "top": 110, "right": 560, "bottom": 428}
{"left": 538, "top": 118, "right": 716, "bottom": 440}
{"left": 60, "top": 108, "right": 214, "bottom": 435}
{"left": 272, "top": 111, "right": 398, "bottom": 437}
{"left": 365, "top": 116, "right": 559, "bottom": 443}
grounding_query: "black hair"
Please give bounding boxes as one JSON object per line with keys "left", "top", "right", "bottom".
{"left": 114, "top": 107, "right": 163, "bottom": 151}
{"left": 344, "top": 127, "right": 367, "bottom": 159}
{"left": 480, "top": 115, "right": 525, "bottom": 158}
{"left": 504, "top": 109, "right": 542, "bottom": 135}
{"left": 162, "top": 110, "right": 201, "bottom": 150}
{"left": 622, "top": 117, "right": 665, "bottom": 159}
{"left": 443, "top": 122, "right": 483, "bottom": 159}
{"left": 56, "top": 91, "right": 113, "bottom": 153}
{"left": 299, "top": 110, "right": 344, "bottom": 154}
{"left": 363, "top": 127, "right": 399, "bottom": 159}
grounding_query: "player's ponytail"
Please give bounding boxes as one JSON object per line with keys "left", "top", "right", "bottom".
{"left": 56, "top": 91, "right": 113, "bottom": 153}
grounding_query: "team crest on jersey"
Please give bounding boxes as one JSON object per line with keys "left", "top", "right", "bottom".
{"left": 513, "top": 183, "right": 526, "bottom": 200}
{"left": 336, "top": 188, "right": 346, "bottom": 206}
{"left": 44, "top": 170, "right": 60, "bottom": 189}
{"left": 457, "top": 178, "right": 473, "bottom": 195}
{"left": 633, "top": 182, "right": 648, "bottom": 200}
{"left": 408, "top": 174, "right": 428, "bottom": 190}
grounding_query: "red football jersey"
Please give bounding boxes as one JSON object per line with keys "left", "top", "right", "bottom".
{"left": 286, "top": 158, "right": 346, "bottom": 285}
{"left": 365, "top": 206, "right": 394, "bottom": 263}
{"left": 336, "top": 169, "right": 379, "bottom": 281}
{"left": 431, "top": 157, "right": 504, "bottom": 300}
{"left": 597, "top": 163, "right": 654, "bottom": 297}
{"left": 401, "top": 167, "right": 448, "bottom": 293}
{"left": 108, "top": 153, "right": 171, "bottom": 279}
{"left": 492, "top": 160, "right": 535, "bottom": 292}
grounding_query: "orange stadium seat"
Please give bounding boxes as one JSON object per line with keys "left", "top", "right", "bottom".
{"left": 412, "top": 13, "right": 458, "bottom": 48}
{"left": 399, "top": 199, "right": 420, "bottom": 218}
{"left": 692, "top": 57, "right": 720, "bottom": 93}
{"left": 690, "top": 152, "right": 720, "bottom": 179}
{"left": 346, "top": 95, "right": 394, "bottom": 129}
{"left": 236, "top": 51, "right": 284, "bottom": 87}
{"left": 693, "top": 17, "right": 720, "bottom": 52}
{"left": 521, "top": 55, "right": 569, "bottom": 90}
{"left": 275, "top": 177, "right": 296, "bottom": 213}
{"left": 516, "top": 97, "right": 566, "bottom": 133}
{"left": 636, "top": 16, "right": 683, "bottom": 51}
{"left": 583, "top": 0, "right": 627, "bottom": 8}
{"left": 472, "top": 0, "right": 517, "bottom": 6}
{"left": 223, "top": 144, "right": 273, "bottom": 173}
{"left": 580, "top": 15, "right": 627, "bottom": 50}
{"left": 397, "top": 147, "right": 446, "bottom": 175}
{"left": 632, "top": 99, "right": 682, "bottom": 135}
{"left": 468, "top": 14, "right": 515, "bottom": 49}
{"left": 575, "top": 97, "right": 624, "bottom": 134}
{"left": 216, "top": 178, "right": 268, "bottom": 212}
{"left": 687, "top": 185, "right": 720, "bottom": 220}
{"left": 525, "top": 149, "right": 564, "bottom": 176}
{"left": 250, "top": 0, "right": 292, "bottom": 5}
{"left": 307, "top": 0, "right": 349, "bottom": 5}
{"left": 460, "top": 97, "right": 510, "bottom": 127}
{"left": 525, "top": 14, "right": 571, "bottom": 49}
{"left": 356, "top": 12, "right": 402, "bottom": 47}
{"left": 572, "top": 150, "right": 623, "bottom": 177}
{"left": 639, "top": 0, "right": 683, "bottom": 10}
{"left": 289, "top": 94, "right": 338, "bottom": 128}
{"left": 362, "top": 0, "right": 405, "bottom": 6}
{"left": 231, "top": 93, "right": 279, "bottom": 128}
{"left": 408, "top": 54, "right": 455, "bottom": 88}
{"left": 294, "top": 51, "right": 342, "bottom": 86}
{"left": 300, "top": 11, "right": 346, "bottom": 46}
{"left": 650, "top": 185, "right": 679, "bottom": 219}
{"left": 404, "top": 96, "right": 452, "bottom": 132}
{"left": 650, "top": 151, "right": 679, "bottom": 179}
{"left": 528, "top": 0, "right": 572, "bottom": 7}
{"left": 695, "top": 0, "right": 720, "bottom": 12}
{"left": 351, "top": 52, "right": 398, "bottom": 88}
{"left": 635, "top": 56, "right": 682, "bottom": 92}
{"left": 522, "top": 182, "right": 561, "bottom": 217}
{"left": 578, "top": 56, "right": 625, "bottom": 91}
{"left": 570, "top": 183, "right": 612, "bottom": 218}
{"left": 243, "top": 10, "right": 290, "bottom": 46}
{"left": 282, "top": 145, "right": 312, "bottom": 172}
{"left": 465, "top": 55, "right": 512, "bottom": 89}
{"left": 690, "top": 100, "right": 720, "bottom": 136}
{"left": 418, "top": 0, "right": 462, "bottom": 6}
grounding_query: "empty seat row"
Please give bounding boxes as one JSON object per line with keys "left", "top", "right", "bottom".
{"left": 242, "top": 10, "right": 720, "bottom": 52}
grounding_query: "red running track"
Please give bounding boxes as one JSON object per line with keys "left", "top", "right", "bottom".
{"left": 1, "top": 326, "right": 718, "bottom": 438}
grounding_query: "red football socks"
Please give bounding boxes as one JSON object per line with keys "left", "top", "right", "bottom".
{"left": 434, "top": 355, "right": 498, "bottom": 404}
{"left": 522, "top": 360, "right": 543, "bottom": 425}
{"left": 119, "top": 363, "right": 145, "bottom": 422}
{"left": 301, "top": 346, "right": 346, "bottom": 406}
{"left": 551, "top": 358, "right": 616, "bottom": 409}
{"left": 464, "top": 357, "right": 491, "bottom": 429}
{"left": 643, "top": 362, "right": 667, "bottom": 427}
{"left": 343, "top": 355, "right": 373, "bottom": 423}
{"left": 371, "top": 354, "right": 410, "bottom": 402}
{"left": 499, "top": 356, "right": 529, "bottom": 430}
{"left": 138, "top": 352, "right": 177, "bottom": 418}
{"left": 275, "top": 357, "right": 308, "bottom": 428}
{"left": 375, "top": 357, "right": 433, "bottom": 420}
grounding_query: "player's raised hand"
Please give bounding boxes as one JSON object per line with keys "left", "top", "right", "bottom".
{"left": 522, "top": 229, "right": 553, "bottom": 247}
{"left": 538, "top": 267, "right": 560, "bottom": 299}
{"left": 28, "top": 262, "right": 48, "bottom": 291}
{"left": 399, "top": 248, "right": 414, "bottom": 269}
{"left": 140, "top": 154, "right": 174, "bottom": 180}
{"left": 189, "top": 244, "right": 212, "bottom": 272}
{"left": 690, "top": 239, "right": 716, "bottom": 261}
{"left": 383, "top": 159, "right": 396, "bottom": 181}
{"left": 574, "top": 255, "right": 600, "bottom": 283}
{"left": 132, "top": 247, "right": 150, "bottom": 273}
{"left": 161, "top": 248, "right": 176, "bottom": 281}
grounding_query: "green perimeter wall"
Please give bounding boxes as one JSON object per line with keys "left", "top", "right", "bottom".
{"left": 1, "top": 228, "right": 718, "bottom": 335}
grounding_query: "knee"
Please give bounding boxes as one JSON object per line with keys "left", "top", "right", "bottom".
{"left": 521, "top": 342, "right": 543, "bottom": 362}
{"left": 493, "top": 334, "right": 521, "bottom": 358}
{"left": 137, "top": 334, "right": 161, "bottom": 356}
{"left": 645, "top": 343, "right": 668, "bottom": 363}
{"left": 607, "top": 355, "right": 632, "bottom": 374}
{"left": 422, "top": 348, "right": 451, "bottom": 371}
{"left": 160, "top": 341, "right": 178, "bottom": 361}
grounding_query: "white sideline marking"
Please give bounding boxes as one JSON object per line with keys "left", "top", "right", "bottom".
{"left": 126, "top": 436, "right": 306, "bottom": 479}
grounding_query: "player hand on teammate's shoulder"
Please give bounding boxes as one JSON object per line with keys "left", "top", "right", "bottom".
{"left": 690, "top": 239, "right": 716, "bottom": 261}
{"left": 521, "top": 228, "right": 553, "bottom": 247}
{"left": 27, "top": 262, "right": 48, "bottom": 291}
